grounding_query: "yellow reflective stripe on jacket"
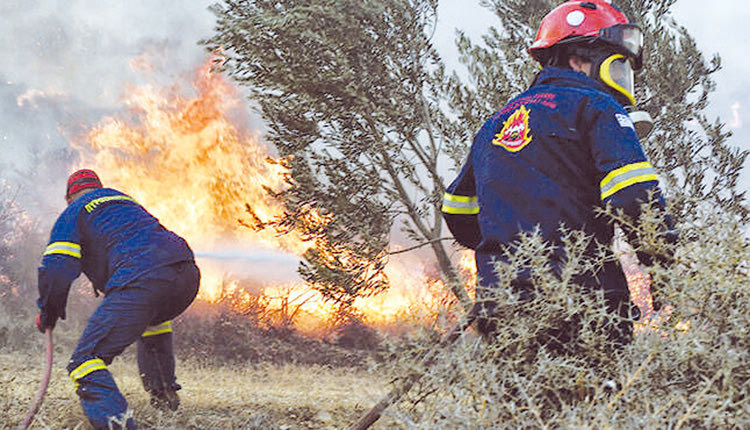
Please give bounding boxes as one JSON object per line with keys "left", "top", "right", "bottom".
{"left": 84, "top": 195, "right": 136, "bottom": 213}
{"left": 441, "top": 192, "right": 480, "bottom": 215}
{"left": 43, "top": 241, "right": 82, "bottom": 258}
{"left": 69, "top": 358, "right": 107, "bottom": 381}
{"left": 142, "top": 320, "right": 172, "bottom": 337}
{"left": 600, "top": 161, "right": 658, "bottom": 200}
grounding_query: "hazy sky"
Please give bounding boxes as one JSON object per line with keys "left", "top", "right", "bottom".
{"left": 1, "top": 0, "right": 747, "bottom": 195}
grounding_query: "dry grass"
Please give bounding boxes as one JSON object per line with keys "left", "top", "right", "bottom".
{"left": 2, "top": 200, "right": 748, "bottom": 429}
{"left": 2, "top": 348, "right": 391, "bottom": 429}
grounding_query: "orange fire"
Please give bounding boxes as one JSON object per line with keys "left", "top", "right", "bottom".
{"left": 69, "top": 55, "right": 670, "bottom": 338}
{"left": 70, "top": 56, "right": 451, "bottom": 335}
{"left": 619, "top": 250, "right": 683, "bottom": 332}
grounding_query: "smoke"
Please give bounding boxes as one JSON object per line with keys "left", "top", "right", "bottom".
{"left": 0, "top": 0, "right": 216, "bottom": 221}
{"left": 0, "top": 0, "right": 215, "bottom": 107}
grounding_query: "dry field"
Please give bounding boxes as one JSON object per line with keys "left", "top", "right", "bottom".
{"left": 3, "top": 212, "right": 748, "bottom": 429}
{"left": 2, "top": 348, "right": 392, "bottom": 429}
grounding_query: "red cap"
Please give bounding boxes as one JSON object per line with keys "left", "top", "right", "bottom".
{"left": 66, "top": 169, "right": 102, "bottom": 199}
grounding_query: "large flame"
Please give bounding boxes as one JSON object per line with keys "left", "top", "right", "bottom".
{"left": 70, "top": 56, "right": 668, "bottom": 337}
{"left": 79, "top": 59, "right": 294, "bottom": 252}
{"left": 70, "top": 56, "right": 451, "bottom": 335}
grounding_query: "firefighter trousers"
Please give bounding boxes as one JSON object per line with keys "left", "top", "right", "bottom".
{"left": 473, "top": 252, "right": 634, "bottom": 349}
{"left": 66, "top": 261, "right": 200, "bottom": 430}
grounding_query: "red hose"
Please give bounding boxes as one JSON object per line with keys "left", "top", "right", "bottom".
{"left": 19, "top": 329, "right": 53, "bottom": 430}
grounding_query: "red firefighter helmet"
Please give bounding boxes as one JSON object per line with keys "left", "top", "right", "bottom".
{"left": 529, "top": 1, "right": 643, "bottom": 70}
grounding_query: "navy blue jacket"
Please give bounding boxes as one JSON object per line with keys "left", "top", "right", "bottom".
{"left": 442, "top": 67, "right": 671, "bottom": 296}
{"left": 37, "top": 188, "right": 194, "bottom": 319}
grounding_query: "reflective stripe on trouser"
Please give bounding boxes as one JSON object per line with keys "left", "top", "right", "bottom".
{"left": 68, "top": 359, "right": 136, "bottom": 429}
{"left": 138, "top": 330, "right": 178, "bottom": 394}
{"left": 141, "top": 320, "right": 172, "bottom": 337}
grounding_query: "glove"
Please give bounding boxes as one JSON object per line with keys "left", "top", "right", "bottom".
{"left": 35, "top": 310, "right": 58, "bottom": 333}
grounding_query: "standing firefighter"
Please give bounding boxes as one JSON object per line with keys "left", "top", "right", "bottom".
{"left": 35, "top": 169, "right": 200, "bottom": 429}
{"left": 442, "top": 1, "right": 675, "bottom": 346}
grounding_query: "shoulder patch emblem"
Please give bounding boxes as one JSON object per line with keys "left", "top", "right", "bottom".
{"left": 493, "top": 105, "right": 532, "bottom": 152}
{"left": 615, "top": 113, "right": 635, "bottom": 130}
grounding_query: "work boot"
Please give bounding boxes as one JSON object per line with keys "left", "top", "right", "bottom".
{"left": 104, "top": 411, "right": 137, "bottom": 430}
{"left": 149, "top": 383, "right": 181, "bottom": 411}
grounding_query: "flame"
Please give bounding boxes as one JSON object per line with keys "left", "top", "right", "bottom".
{"left": 620, "top": 251, "right": 688, "bottom": 333}
{"left": 457, "top": 249, "right": 477, "bottom": 300}
{"left": 80, "top": 60, "right": 296, "bottom": 251}
{"left": 70, "top": 56, "right": 449, "bottom": 335}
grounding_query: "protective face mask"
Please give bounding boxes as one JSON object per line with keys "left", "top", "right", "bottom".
{"left": 598, "top": 53, "right": 635, "bottom": 107}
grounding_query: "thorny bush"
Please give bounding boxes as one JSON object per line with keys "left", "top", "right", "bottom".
{"left": 376, "top": 202, "right": 749, "bottom": 429}
{"left": 0, "top": 182, "right": 47, "bottom": 351}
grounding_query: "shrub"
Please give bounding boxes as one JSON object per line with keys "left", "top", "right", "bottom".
{"left": 372, "top": 207, "right": 749, "bottom": 429}
{"left": 175, "top": 299, "right": 372, "bottom": 368}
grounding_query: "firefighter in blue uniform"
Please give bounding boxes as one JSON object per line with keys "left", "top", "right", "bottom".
{"left": 442, "top": 0, "right": 675, "bottom": 346}
{"left": 35, "top": 169, "right": 200, "bottom": 429}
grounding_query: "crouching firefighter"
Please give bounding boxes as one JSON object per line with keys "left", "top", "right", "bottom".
{"left": 442, "top": 1, "right": 676, "bottom": 348}
{"left": 35, "top": 169, "right": 200, "bottom": 429}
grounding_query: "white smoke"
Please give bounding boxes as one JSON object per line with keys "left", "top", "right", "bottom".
{"left": 0, "top": 0, "right": 216, "bottom": 220}
{"left": 0, "top": 0, "right": 215, "bottom": 109}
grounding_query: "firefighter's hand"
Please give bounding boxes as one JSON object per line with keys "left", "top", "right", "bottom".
{"left": 651, "top": 296, "right": 663, "bottom": 312}
{"left": 36, "top": 311, "right": 56, "bottom": 333}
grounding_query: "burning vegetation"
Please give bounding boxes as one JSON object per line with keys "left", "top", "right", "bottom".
{"left": 0, "top": 55, "right": 746, "bottom": 430}
{"left": 68, "top": 57, "right": 466, "bottom": 337}
{"left": 1, "top": 0, "right": 748, "bottom": 427}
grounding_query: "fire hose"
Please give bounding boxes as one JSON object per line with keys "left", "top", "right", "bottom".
{"left": 347, "top": 303, "right": 480, "bottom": 430}
{"left": 19, "top": 328, "right": 53, "bottom": 430}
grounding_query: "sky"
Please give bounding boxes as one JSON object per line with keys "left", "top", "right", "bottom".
{"left": 1, "top": 0, "right": 748, "bottom": 207}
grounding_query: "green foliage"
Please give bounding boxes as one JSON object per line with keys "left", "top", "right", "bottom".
{"left": 205, "top": 0, "right": 469, "bottom": 307}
